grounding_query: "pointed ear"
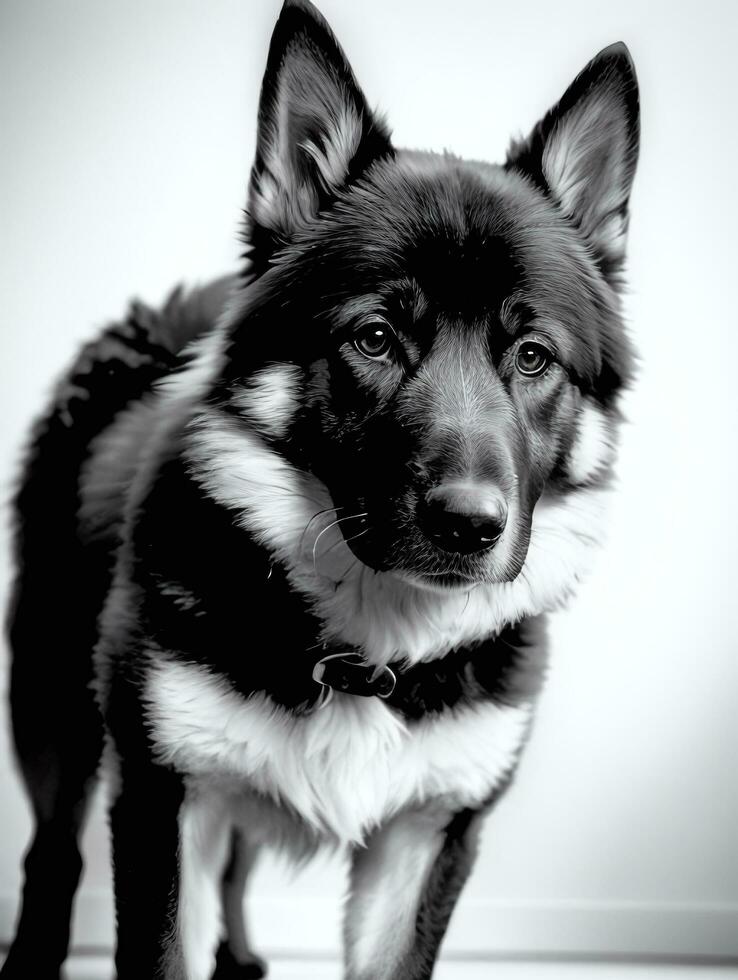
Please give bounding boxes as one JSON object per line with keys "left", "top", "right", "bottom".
{"left": 506, "top": 43, "right": 639, "bottom": 282}
{"left": 247, "top": 0, "right": 393, "bottom": 258}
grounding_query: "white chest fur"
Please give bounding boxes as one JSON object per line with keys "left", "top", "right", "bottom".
{"left": 145, "top": 659, "right": 531, "bottom": 845}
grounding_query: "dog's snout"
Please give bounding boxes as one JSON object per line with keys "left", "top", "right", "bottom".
{"left": 418, "top": 483, "right": 508, "bottom": 555}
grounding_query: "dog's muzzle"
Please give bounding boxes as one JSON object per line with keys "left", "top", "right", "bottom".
{"left": 417, "top": 481, "right": 508, "bottom": 555}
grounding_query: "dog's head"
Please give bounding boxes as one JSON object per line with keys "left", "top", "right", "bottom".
{"left": 195, "top": 0, "right": 638, "bottom": 602}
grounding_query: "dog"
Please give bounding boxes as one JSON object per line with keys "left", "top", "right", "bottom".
{"left": 2, "top": 1, "right": 639, "bottom": 978}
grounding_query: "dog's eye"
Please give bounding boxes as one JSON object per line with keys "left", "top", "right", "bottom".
{"left": 515, "top": 341, "right": 553, "bottom": 377}
{"left": 353, "top": 319, "right": 393, "bottom": 361}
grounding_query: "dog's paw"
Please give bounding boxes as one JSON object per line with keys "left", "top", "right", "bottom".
{"left": 0, "top": 948, "right": 63, "bottom": 980}
{"left": 211, "top": 942, "right": 268, "bottom": 979}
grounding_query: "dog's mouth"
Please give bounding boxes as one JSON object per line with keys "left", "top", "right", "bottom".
{"left": 396, "top": 570, "right": 484, "bottom": 593}
{"left": 329, "top": 504, "right": 531, "bottom": 589}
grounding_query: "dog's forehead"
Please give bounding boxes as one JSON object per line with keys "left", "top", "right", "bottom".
{"left": 321, "top": 152, "right": 597, "bottom": 330}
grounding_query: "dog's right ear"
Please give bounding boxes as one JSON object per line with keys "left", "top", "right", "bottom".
{"left": 246, "top": 0, "right": 393, "bottom": 263}
{"left": 506, "top": 44, "right": 639, "bottom": 285}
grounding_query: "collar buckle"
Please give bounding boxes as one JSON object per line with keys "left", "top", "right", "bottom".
{"left": 312, "top": 651, "right": 397, "bottom": 705}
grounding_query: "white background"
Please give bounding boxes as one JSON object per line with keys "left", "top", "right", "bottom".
{"left": 1, "top": 0, "right": 737, "bottom": 961}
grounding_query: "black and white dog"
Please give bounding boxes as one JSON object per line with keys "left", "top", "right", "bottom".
{"left": 2, "top": 2, "right": 639, "bottom": 978}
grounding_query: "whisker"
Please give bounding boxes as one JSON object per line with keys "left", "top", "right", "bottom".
{"left": 317, "top": 520, "right": 370, "bottom": 560}
{"left": 312, "top": 513, "right": 368, "bottom": 571}
{"left": 340, "top": 527, "right": 369, "bottom": 550}
{"left": 335, "top": 528, "right": 369, "bottom": 579}
{"left": 299, "top": 505, "right": 342, "bottom": 554}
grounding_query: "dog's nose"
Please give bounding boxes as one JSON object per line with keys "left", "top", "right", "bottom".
{"left": 418, "top": 483, "right": 508, "bottom": 555}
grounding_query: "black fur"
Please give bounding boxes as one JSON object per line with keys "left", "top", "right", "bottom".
{"left": 3, "top": 2, "right": 639, "bottom": 978}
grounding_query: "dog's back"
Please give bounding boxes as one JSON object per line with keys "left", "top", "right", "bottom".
{"left": 11, "top": 275, "right": 234, "bottom": 604}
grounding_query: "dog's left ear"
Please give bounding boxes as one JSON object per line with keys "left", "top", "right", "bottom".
{"left": 247, "top": 0, "right": 393, "bottom": 261}
{"left": 506, "top": 43, "right": 639, "bottom": 282}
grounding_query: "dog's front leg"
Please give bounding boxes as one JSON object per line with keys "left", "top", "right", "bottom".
{"left": 344, "top": 805, "right": 483, "bottom": 980}
{"left": 109, "top": 759, "right": 186, "bottom": 979}
{"left": 111, "top": 762, "right": 233, "bottom": 980}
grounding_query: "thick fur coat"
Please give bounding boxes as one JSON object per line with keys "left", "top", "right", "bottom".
{"left": 2, "top": 2, "right": 639, "bottom": 979}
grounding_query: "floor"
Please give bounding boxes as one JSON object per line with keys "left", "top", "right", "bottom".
{"left": 50, "top": 955, "right": 738, "bottom": 979}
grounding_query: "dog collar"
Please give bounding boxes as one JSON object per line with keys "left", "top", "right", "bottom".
{"left": 311, "top": 652, "right": 397, "bottom": 710}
